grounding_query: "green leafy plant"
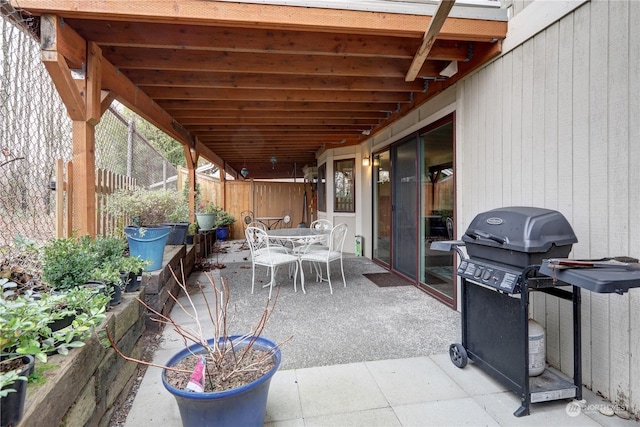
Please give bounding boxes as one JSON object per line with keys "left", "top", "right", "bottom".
{"left": 0, "top": 288, "right": 108, "bottom": 363}
{"left": 0, "top": 367, "right": 27, "bottom": 398}
{"left": 187, "top": 223, "right": 197, "bottom": 236}
{"left": 105, "top": 188, "right": 188, "bottom": 228}
{"left": 197, "top": 200, "right": 218, "bottom": 214}
{"left": 215, "top": 209, "right": 236, "bottom": 227}
{"left": 41, "top": 236, "right": 97, "bottom": 291}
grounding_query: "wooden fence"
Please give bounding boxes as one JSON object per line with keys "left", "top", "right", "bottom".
{"left": 176, "top": 167, "right": 311, "bottom": 239}
{"left": 57, "top": 162, "right": 311, "bottom": 240}
{"left": 55, "top": 159, "right": 137, "bottom": 237}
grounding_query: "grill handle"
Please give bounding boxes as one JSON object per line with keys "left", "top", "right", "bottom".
{"left": 465, "top": 229, "right": 507, "bottom": 245}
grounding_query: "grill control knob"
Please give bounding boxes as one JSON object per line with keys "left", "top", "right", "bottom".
{"left": 474, "top": 268, "right": 482, "bottom": 278}
{"left": 482, "top": 270, "right": 492, "bottom": 281}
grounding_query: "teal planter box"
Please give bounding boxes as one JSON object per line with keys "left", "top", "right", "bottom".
{"left": 125, "top": 226, "right": 171, "bottom": 271}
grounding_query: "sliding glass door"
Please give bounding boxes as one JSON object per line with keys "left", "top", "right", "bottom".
{"left": 371, "top": 114, "right": 455, "bottom": 307}
{"left": 372, "top": 151, "right": 391, "bottom": 265}
{"left": 392, "top": 138, "right": 418, "bottom": 279}
{"left": 419, "top": 115, "right": 455, "bottom": 304}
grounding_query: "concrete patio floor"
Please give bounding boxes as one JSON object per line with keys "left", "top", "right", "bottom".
{"left": 124, "top": 240, "right": 637, "bottom": 426}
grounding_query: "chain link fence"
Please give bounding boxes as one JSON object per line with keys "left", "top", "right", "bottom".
{"left": 0, "top": 8, "right": 178, "bottom": 256}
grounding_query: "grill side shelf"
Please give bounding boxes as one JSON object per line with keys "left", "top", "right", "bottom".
{"left": 539, "top": 260, "right": 640, "bottom": 294}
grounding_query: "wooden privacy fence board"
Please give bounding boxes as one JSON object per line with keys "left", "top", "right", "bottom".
{"left": 56, "top": 160, "right": 137, "bottom": 237}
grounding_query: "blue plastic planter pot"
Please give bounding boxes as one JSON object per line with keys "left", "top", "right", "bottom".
{"left": 125, "top": 226, "right": 171, "bottom": 271}
{"left": 216, "top": 226, "right": 229, "bottom": 241}
{"left": 162, "top": 336, "right": 281, "bottom": 427}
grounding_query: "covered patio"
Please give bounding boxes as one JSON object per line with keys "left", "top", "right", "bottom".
{"left": 7, "top": 0, "right": 507, "bottom": 236}
{"left": 122, "top": 240, "right": 628, "bottom": 427}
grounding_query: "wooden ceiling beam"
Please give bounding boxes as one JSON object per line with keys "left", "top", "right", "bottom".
{"left": 195, "top": 133, "right": 358, "bottom": 140}
{"left": 171, "top": 110, "right": 388, "bottom": 120}
{"left": 70, "top": 19, "right": 473, "bottom": 61}
{"left": 126, "top": 70, "right": 427, "bottom": 92}
{"left": 104, "top": 47, "right": 442, "bottom": 78}
{"left": 16, "top": 1, "right": 506, "bottom": 40}
{"left": 143, "top": 87, "right": 411, "bottom": 103}
{"left": 159, "top": 100, "right": 399, "bottom": 112}
{"left": 188, "top": 124, "right": 370, "bottom": 132}
{"left": 177, "top": 117, "right": 380, "bottom": 126}
{"left": 67, "top": 20, "right": 419, "bottom": 58}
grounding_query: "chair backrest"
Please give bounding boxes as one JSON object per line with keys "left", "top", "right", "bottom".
{"left": 281, "top": 210, "right": 294, "bottom": 228}
{"left": 245, "top": 226, "right": 269, "bottom": 256}
{"left": 329, "top": 223, "right": 348, "bottom": 252}
{"left": 247, "top": 221, "right": 267, "bottom": 231}
{"left": 241, "top": 210, "right": 254, "bottom": 230}
{"left": 446, "top": 217, "right": 453, "bottom": 239}
{"left": 310, "top": 219, "right": 333, "bottom": 232}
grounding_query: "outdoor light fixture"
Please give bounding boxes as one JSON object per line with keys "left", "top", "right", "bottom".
{"left": 270, "top": 156, "right": 277, "bottom": 169}
{"left": 241, "top": 167, "right": 249, "bottom": 178}
{"left": 362, "top": 156, "right": 370, "bottom": 167}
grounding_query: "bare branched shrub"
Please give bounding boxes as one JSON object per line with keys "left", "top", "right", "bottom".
{"left": 106, "top": 263, "right": 290, "bottom": 389}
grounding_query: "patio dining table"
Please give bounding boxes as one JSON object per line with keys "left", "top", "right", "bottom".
{"left": 266, "top": 228, "right": 331, "bottom": 291}
{"left": 255, "top": 216, "right": 284, "bottom": 230}
{"left": 266, "top": 227, "right": 329, "bottom": 245}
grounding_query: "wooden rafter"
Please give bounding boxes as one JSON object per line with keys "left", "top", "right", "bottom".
{"left": 406, "top": 0, "right": 457, "bottom": 82}
{"left": 10, "top": 0, "right": 506, "bottom": 179}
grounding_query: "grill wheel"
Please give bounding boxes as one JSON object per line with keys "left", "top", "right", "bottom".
{"left": 449, "top": 343, "right": 468, "bottom": 368}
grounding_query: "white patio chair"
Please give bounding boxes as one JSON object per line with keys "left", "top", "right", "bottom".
{"left": 281, "top": 210, "right": 294, "bottom": 228}
{"left": 298, "top": 223, "right": 347, "bottom": 294}
{"left": 245, "top": 227, "right": 299, "bottom": 298}
{"left": 292, "top": 219, "right": 333, "bottom": 275}
{"left": 239, "top": 210, "right": 254, "bottom": 248}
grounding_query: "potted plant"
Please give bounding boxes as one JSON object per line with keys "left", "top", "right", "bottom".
{"left": 195, "top": 200, "right": 218, "bottom": 231}
{"left": 185, "top": 223, "right": 198, "bottom": 245}
{"left": 163, "top": 197, "right": 191, "bottom": 245}
{"left": 1, "top": 283, "right": 108, "bottom": 426}
{"left": 41, "top": 235, "right": 97, "bottom": 291}
{"left": 214, "top": 209, "right": 236, "bottom": 241}
{"left": 118, "top": 256, "right": 150, "bottom": 293}
{"left": 105, "top": 189, "right": 176, "bottom": 271}
{"left": 107, "top": 272, "right": 286, "bottom": 427}
{"left": 0, "top": 353, "right": 34, "bottom": 427}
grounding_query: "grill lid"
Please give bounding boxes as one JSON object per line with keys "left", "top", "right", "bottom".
{"left": 462, "top": 206, "right": 578, "bottom": 253}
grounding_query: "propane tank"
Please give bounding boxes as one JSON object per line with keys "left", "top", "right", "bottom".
{"left": 528, "top": 319, "right": 546, "bottom": 376}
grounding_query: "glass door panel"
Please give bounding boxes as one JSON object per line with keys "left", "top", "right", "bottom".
{"left": 392, "top": 138, "right": 418, "bottom": 279}
{"left": 419, "top": 117, "right": 455, "bottom": 304}
{"left": 372, "top": 151, "right": 391, "bottom": 265}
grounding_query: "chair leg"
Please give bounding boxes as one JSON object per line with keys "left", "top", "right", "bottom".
{"left": 340, "top": 257, "right": 346, "bottom": 287}
{"left": 326, "top": 262, "right": 333, "bottom": 294}
{"left": 299, "top": 259, "right": 306, "bottom": 294}
{"left": 292, "top": 261, "right": 299, "bottom": 293}
{"left": 251, "top": 264, "right": 256, "bottom": 294}
{"left": 268, "top": 266, "right": 275, "bottom": 299}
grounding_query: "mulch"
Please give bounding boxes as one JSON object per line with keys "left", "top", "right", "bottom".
{"left": 362, "top": 272, "right": 412, "bottom": 287}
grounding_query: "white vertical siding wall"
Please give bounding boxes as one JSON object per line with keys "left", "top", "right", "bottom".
{"left": 457, "top": 0, "right": 640, "bottom": 414}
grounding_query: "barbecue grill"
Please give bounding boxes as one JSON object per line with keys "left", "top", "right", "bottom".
{"left": 432, "top": 206, "right": 640, "bottom": 417}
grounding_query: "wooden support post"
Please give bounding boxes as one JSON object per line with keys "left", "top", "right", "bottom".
{"left": 184, "top": 145, "right": 199, "bottom": 223}
{"left": 41, "top": 15, "right": 103, "bottom": 236}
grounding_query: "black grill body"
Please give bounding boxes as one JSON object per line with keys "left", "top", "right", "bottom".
{"left": 434, "top": 206, "right": 640, "bottom": 418}
{"left": 434, "top": 206, "right": 582, "bottom": 417}
{"left": 462, "top": 206, "right": 577, "bottom": 268}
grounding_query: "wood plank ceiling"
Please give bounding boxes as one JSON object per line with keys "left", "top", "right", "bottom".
{"left": 11, "top": 0, "right": 507, "bottom": 179}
